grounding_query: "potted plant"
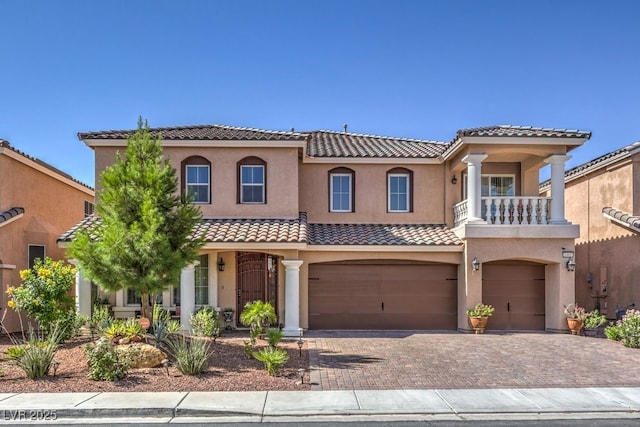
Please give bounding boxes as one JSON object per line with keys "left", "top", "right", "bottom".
{"left": 466, "top": 303, "right": 495, "bottom": 334}
{"left": 583, "top": 309, "right": 607, "bottom": 337}
{"left": 222, "top": 307, "right": 235, "bottom": 323}
{"left": 564, "top": 303, "right": 586, "bottom": 335}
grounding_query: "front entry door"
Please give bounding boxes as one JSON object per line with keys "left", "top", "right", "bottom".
{"left": 236, "top": 252, "right": 278, "bottom": 323}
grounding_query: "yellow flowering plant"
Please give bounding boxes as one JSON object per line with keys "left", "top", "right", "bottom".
{"left": 7, "top": 257, "right": 76, "bottom": 336}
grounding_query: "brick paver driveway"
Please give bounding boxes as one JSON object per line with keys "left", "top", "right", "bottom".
{"left": 307, "top": 331, "right": 640, "bottom": 390}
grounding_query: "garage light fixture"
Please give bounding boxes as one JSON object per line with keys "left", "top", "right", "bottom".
{"left": 566, "top": 258, "right": 576, "bottom": 272}
{"left": 472, "top": 257, "right": 480, "bottom": 272}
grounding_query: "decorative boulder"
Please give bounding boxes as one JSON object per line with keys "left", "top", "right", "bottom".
{"left": 116, "top": 342, "right": 167, "bottom": 368}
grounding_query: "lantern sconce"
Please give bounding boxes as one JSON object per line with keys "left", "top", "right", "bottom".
{"left": 472, "top": 257, "right": 480, "bottom": 272}
{"left": 562, "top": 248, "right": 575, "bottom": 272}
{"left": 566, "top": 258, "right": 576, "bottom": 272}
{"left": 217, "top": 257, "right": 225, "bottom": 272}
{"left": 451, "top": 174, "right": 458, "bottom": 184}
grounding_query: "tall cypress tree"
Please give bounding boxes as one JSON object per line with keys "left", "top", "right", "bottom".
{"left": 70, "top": 118, "right": 204, "bottom": 319}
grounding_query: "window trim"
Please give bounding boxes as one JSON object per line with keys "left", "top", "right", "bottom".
{"left": 194, "top": 254, "right": 209, "bottom": 306}
{"left": 387, "top": 168, "right": 413, "bottom": 213}
{"left": 27, "top": 244, "right": 45, "bottom": 269}
{"left": 237, "top": 157, "right": 267, "bottom": 204}
{"left": 181, "top": 156, "right": 211, "bottom": 204}
{"left": 328, "top": 167, "right": 355, "bottom": 212}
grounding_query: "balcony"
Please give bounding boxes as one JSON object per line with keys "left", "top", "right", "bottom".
{"left": 454, "top": 196, "right": 552, "bottom": 227}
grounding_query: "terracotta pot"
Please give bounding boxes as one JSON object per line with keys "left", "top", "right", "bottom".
{"left": 566, "top": 317, "right": 583, "bottom": 335}
{"left": 469, "top": 316, "right": 489, "bottom": 334}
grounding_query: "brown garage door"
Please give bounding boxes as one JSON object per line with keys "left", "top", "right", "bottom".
{"left": 482, "top": 261, "right": 545, "bottom": 331}
{"left": 308, "top": 261, "right": 457, "bottom": 330}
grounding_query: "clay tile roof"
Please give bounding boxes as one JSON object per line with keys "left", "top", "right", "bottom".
{"left": 58, "top": 213, "right": 308, "bottom": 244}
{"left": 457, "top": 125, "right": 592, "bottom": 139}
{"left": 78, "top": 124, "right": 306, "bottom": 141}
{"left": 191, "top": 213, "right": 307, "bottom": 243}
{"left": 0, "top": 207, "right": 25, "bottom": 224}
{"left": 305, "top": 130, "right": 447, "bottom": 158}
{"left": 308, "top": 223, "right": 462, "bottom": 246}
{"left": 602, "top": 207, "right": 640, "bottom": 231}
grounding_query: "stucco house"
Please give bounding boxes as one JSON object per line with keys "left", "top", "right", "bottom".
{"left": 543, "top": 141, "right": 640, "bottom": 320}
{"left": 0, "top": 139, "right": 95, "bottom": 332}
{"left": 58, "top": 124, "right": 591, "bottom": 334}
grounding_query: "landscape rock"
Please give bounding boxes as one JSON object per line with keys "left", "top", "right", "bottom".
{"left": 116, "top": 342, "right": 167, "bottom": 368}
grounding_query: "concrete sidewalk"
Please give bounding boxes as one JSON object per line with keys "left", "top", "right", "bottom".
{"left": 2, "top": 387, "right": 640, "bottom": 423}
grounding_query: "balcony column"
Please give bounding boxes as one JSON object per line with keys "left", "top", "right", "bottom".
{"left": 281, "top": 259, "right": 303, "bottom": 337}
{"left": 462, "top": 154, "right": 488, "bottom": 222}
{"left": 544, "top": 155, "right": 571, "bottom": 224}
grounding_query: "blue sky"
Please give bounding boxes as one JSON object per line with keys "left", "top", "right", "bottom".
{"left": 1, "top": 1, "right": 639, "bottom": 187}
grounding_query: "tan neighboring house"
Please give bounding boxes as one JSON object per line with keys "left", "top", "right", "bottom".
{"left": 542, "top": 141, "right": 640, "bottom": 320}
{"left": 0, "top": 140, "right": 94, "bottom": 332}
{"left": 58, "top": 124, "right": 591, "bottom": 334}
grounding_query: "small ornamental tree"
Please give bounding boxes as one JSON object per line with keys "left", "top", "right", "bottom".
{"left": 69, "top": 118, "right": 204, "bottom": 319}
{"left": 6, "top": 257, "right": 76, "bottom": 333}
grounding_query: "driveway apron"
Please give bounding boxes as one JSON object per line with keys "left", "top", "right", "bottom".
{"left": 306, "top": 331, "right": 640, "bottom": 391}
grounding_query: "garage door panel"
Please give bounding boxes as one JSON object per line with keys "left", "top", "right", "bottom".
{"left": 309, "top": 263, "right": 457, "bottom": 330}
{"left": 483, "top": 262, "right": 545, "bottom": 331}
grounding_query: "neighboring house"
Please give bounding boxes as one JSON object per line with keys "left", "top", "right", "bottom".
{"left": 542, "top": 141, "right": 640, "bottom": 320}
{"left": 58, "top": 124, "right": 591, "bottom": 334}
{"left": 0, "top": 139, "right": 95, "bottom": 332}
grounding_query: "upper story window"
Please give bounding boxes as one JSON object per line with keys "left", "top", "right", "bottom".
{"left": 481, "top": 175, "right": 515, "bottom": 197}
{"left": 84, "top": 201, "right": 95, "bottom": 218}
{"left": 387, "top": 168, "right": 413, "bottom": 213}
{"left": 181, "top": 156, "right": 211, "bottom": 204}
{"left": 28, "top": 245, "right": 45, "bottom": 269}
{"left": 329, "top": 167, "right": 355, "bottom": 212}
{"left": 238, "top": 157, "right": 266, "bottom": 204}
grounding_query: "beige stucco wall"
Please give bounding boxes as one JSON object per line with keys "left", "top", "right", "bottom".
{"left": 0, "top": 151, "right": 94, "bottom": 332}
{"left": 564, "top": 157, "right": 639, "bottom": 318}
{"left": 93, "top": 146, "right": 300, "bottom": 219}
{"left": 299, "top": 162, "right": 446, "bottom": 224}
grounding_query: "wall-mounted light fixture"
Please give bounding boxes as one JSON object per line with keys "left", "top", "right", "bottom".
{"left": 217, "top": 257, "right": 225, "bottom": 272}
{"left": 451, "top": 174, "right": 458, "bottom": 184}
{"left": 566, "top": 258, "right": 576, "bottom": 272}
{"left": 562, "top": 248, "right": 575, "bottom": 272}
{"left": 472, "top": 256, "right": 480, "bottom": 272}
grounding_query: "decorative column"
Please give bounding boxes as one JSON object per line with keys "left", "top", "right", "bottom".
{"left": 462, "top": 154, "right": 488, "bottom": 222}
{"left": 180, "top": 263, "right": 196, "bottom": 331}
{"left": 210, "top": 252, "right": 219, "bottom": 308}
{"left": 69, "top": 260, "right": 91, "bottom": 317}
{"left": 281, "top": 259, "right": 303, "bottom": 337}
{"left": 544, "top": 155, "right": 571, "bottom": 224}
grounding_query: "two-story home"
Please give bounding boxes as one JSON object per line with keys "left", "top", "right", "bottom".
{"left": 0, "top": 139, "right": 95, "bottom": 332}
{"left": 58, "top": 124, "right": 591, "bottom": 334}
{"left": 541, "top": 141, "right": 640, "bottom": 320}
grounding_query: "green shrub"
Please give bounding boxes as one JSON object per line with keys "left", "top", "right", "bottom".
{"left": 253, "top": 347, "right": 289, "bottom": 376}
{"left": 190, "top": 307, "right": 220, "bottom": 338}
{"left": 83, "top": 338, "right": 133, "bottom": 381}
{"left": 240, "top": 301, "right": 276, "bottom": 343}
{"left": 584, "top": 309, "right": 607, "bottom": 329}
{"left": 605, "top": 323, "right": 624, "bottom": 341}
{"left": 9, "top": 327, "right": 61, "bottom": 379}
{"left": 266, "top": 328, "right": 284, "bottom": 349}
{"left": 89, "top": 304, "right": 112, "bottom": 336}
{"left": 6, "top": 257, "right": 76, "bottom": 336}
{"left": 103, "top": 319, "right": 126, "bottom": 340}
{"left": 242, "top": 340, "right": 254, "bottom": 359}
{"left": 124, "top": 317, "right": 145, "bottom": 340}
{"left": 166, "top": 336, "right": 212, "bottom": 375}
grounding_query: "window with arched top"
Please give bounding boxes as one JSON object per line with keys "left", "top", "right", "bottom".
{"left": 181, "top": 156, "right": 211, "bottom": 204}
{"left": 328, "top": 167, "right": 355, "bottom": 212}
{"left": 237, "top": 156, "right": 266, "bottom": 204}
{"left": 387, "top": 167, "right": 413, "bottom": 213}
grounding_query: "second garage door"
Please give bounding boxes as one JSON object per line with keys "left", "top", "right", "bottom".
{"left": 308, "top": 261, "right": 457, "bottom": 330}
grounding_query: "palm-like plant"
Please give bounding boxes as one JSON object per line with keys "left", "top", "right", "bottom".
{"left": 240, "top": 300, "right": 276, "bottom": 342}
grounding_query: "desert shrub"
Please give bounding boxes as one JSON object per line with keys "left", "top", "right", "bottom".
{"left": 253, "top": 347, "right": 289, "bottom": 376}
{"left": 166, "top": 335, "right": 212, "bottom": 375}
{"left": 190, "top": 307, "right": 220, "bottom": 338}
{"left": 242, "top": 341, "right": 254, "bottom": 359}
{"left": 6, "top": 257, "right": 76, "bottom": 337}
{"left": 240, "top": 301, "right": 276, "bottom": 344}
{"left": 618, "top": 310, "right": 640, "bottom": 348}
{"left": 124, "top": 317, "right": 145, "bottom": 340}
{"left": 605, "top": 323, "right": 624, "bottom": 341}
{"left": 103, "top": 319, "right": 126, "bottom": 341}
{"left": 266, "top": 328, "right": 284, "bottom": 349}
{"left": 89, "top": 304, "right": 112, "bottom": 336}
{"left": 83, "top": 338, "right": 133, "bottom": 381}
{"left": 8, "top": 327, "right": 61, "bottom": 379}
